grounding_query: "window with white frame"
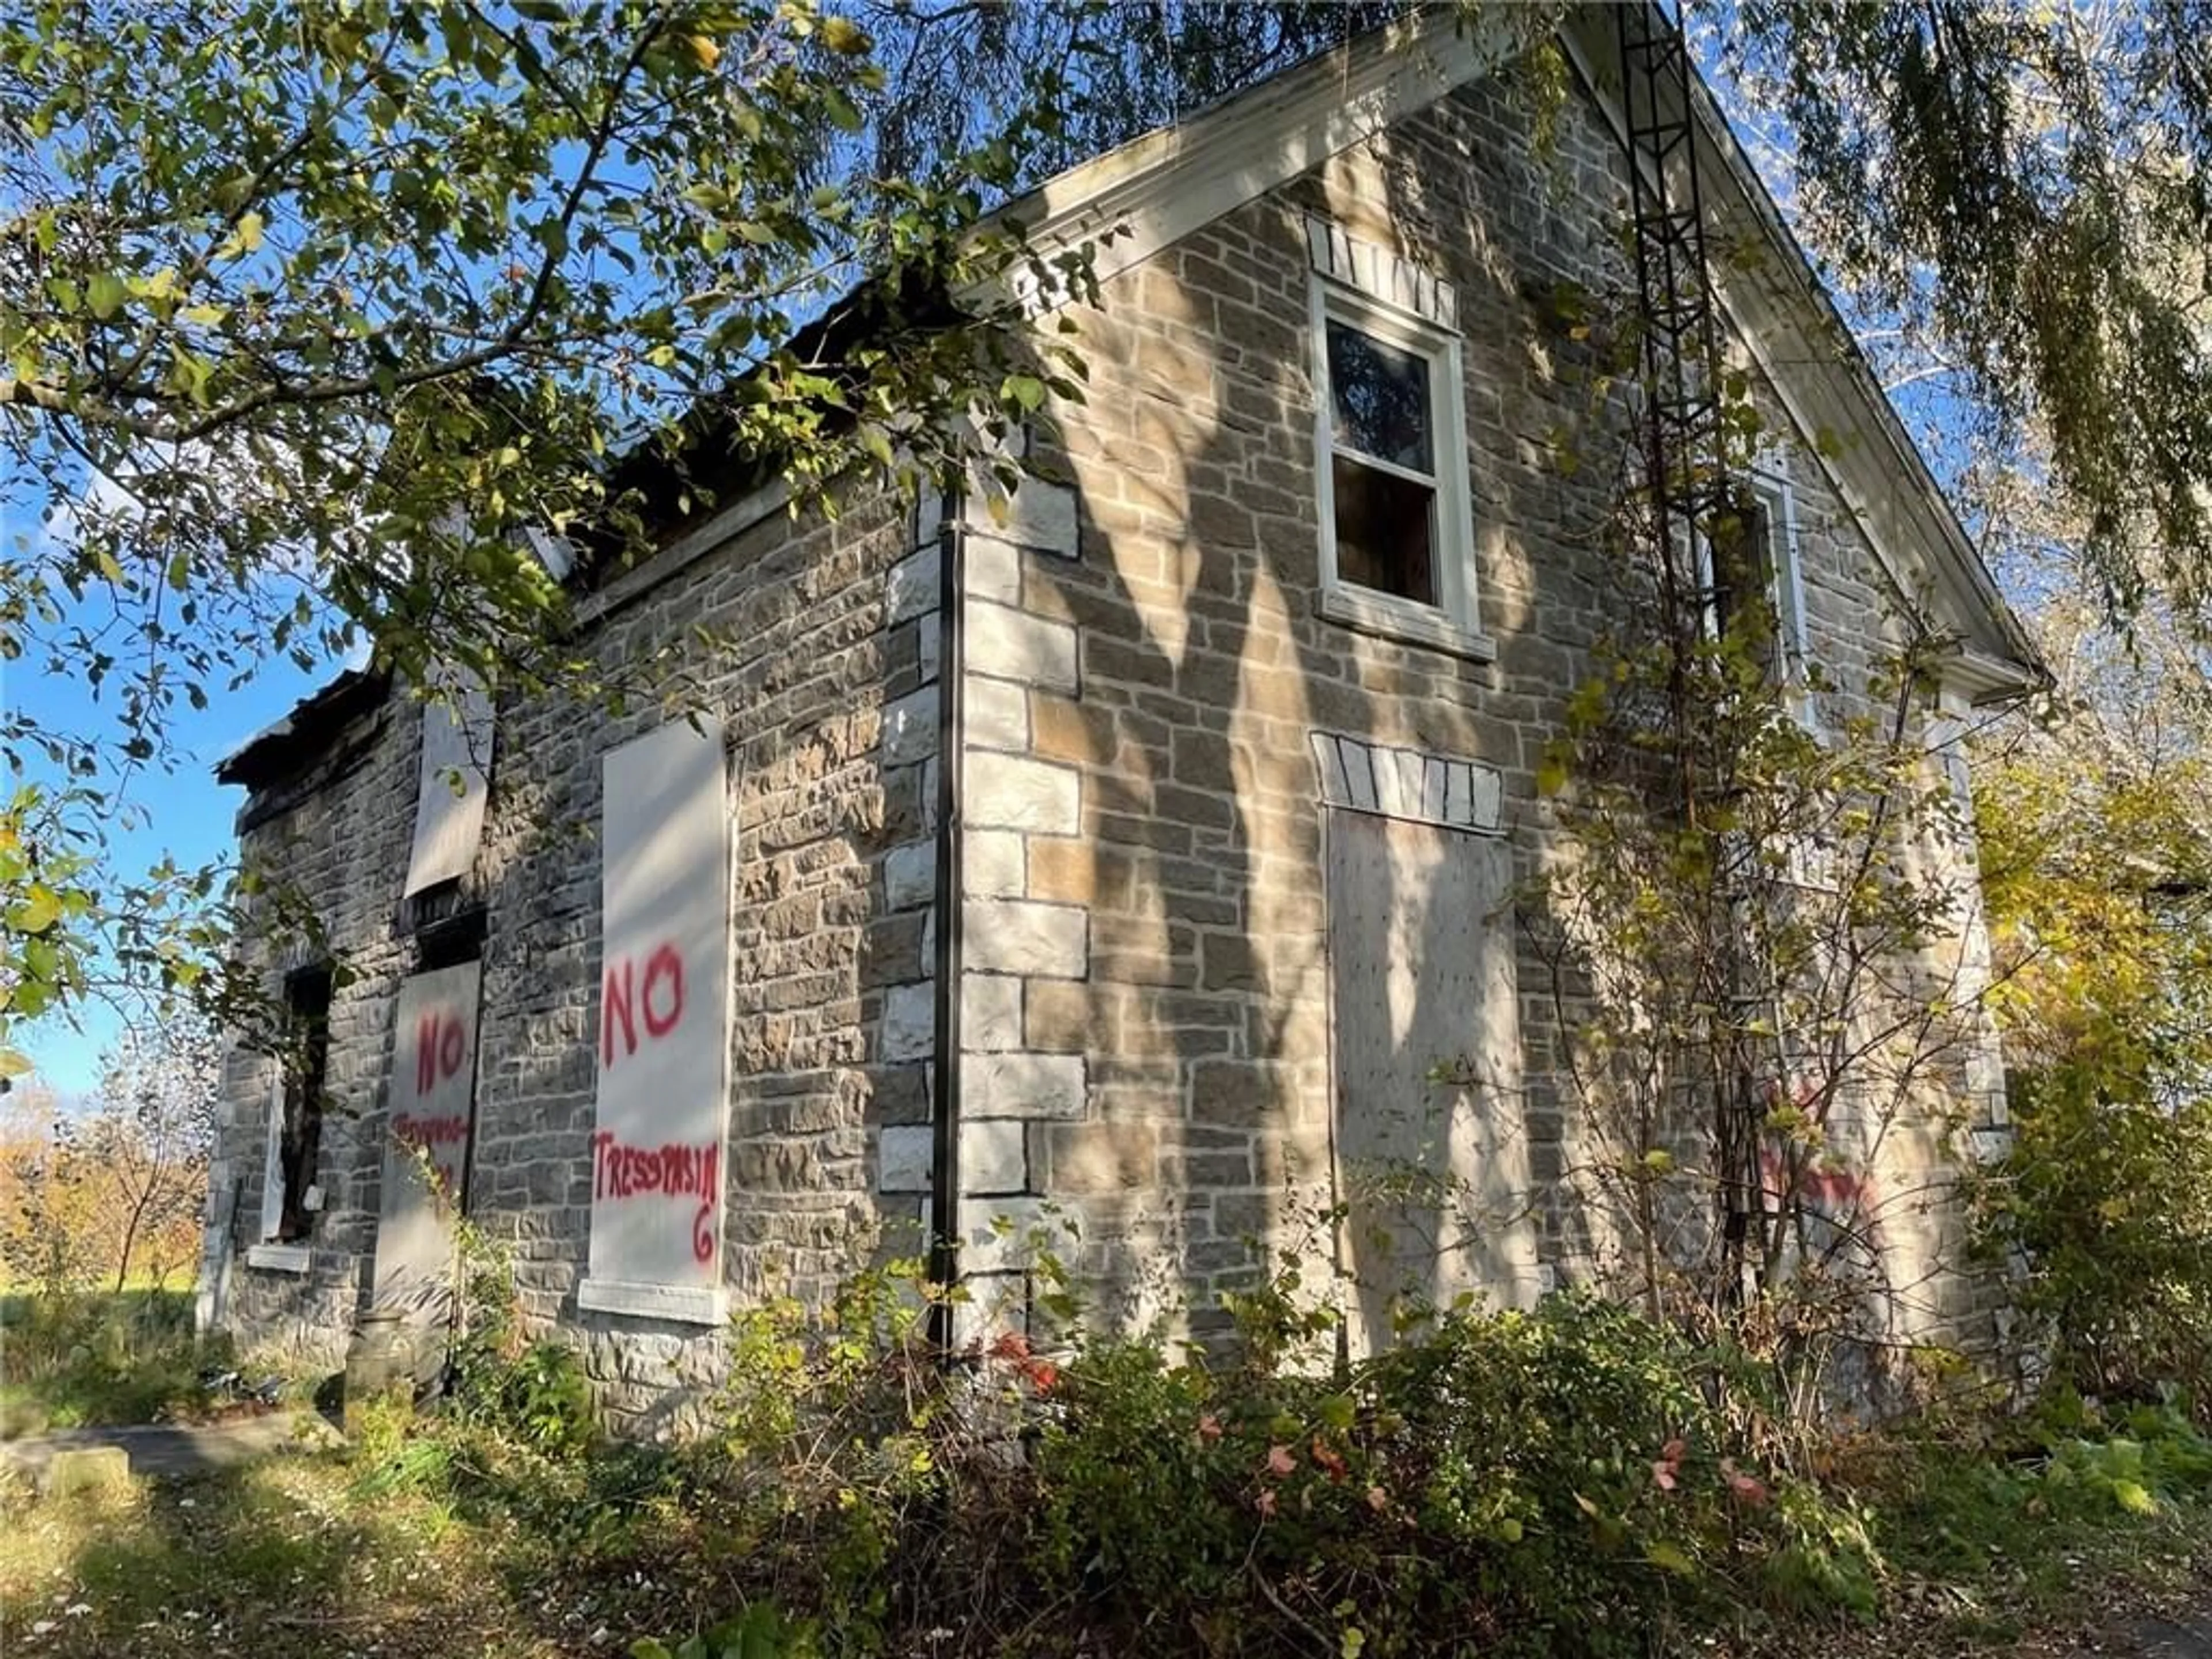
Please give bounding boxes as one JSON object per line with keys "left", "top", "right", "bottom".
{"left": 1308, "top": 219, "right": 1483, "bottom": 654}
{"left": 1700, "top": 469, "right": 1810, "bottom": 683}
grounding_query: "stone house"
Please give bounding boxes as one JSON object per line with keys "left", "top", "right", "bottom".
{"left": 199, "top": 7, "right": 2041, "bottom": 1428}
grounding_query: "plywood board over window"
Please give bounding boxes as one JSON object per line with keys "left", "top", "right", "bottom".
{"left": 579, "top": 719, "right": 733, "bottom": 1325}
{"left": 403, "top": 671, "right": 495, "bottom": 898}
{"left": 371, "top": 961, "right": 483, "bottom": 1317}
{"left": 1326, "top": 810, "right": 1540, "bottom": 1357}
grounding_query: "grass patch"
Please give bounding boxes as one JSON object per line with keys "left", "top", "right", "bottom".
{"left": 1858, "top": 1399, "right": 2212, "bottom": 1647}
{"left": 4, "top": 1396, "right": 2212, "bottom": 1657}
{"left": 0, "top": 1453, "right": 540, "bottom": 1658}
{"left": 0, "top": 1290, "right": 234, "bottom": 1434}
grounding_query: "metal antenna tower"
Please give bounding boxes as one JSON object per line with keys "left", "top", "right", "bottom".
{"left": 1618, "top": 1, "right": 1730, "bottom": 577}
{"left": 1616, "top": 1, "right": 1764, "bottom": 1303}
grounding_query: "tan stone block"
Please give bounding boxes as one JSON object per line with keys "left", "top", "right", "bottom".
{"left": 1028, "top": 837, "right": 1134, "bottom": 910}
{"left": 1025, "top": 978, "right": 1108, "bottom": 1053}
{"left": 1189, "top": 1059, "right": 1294, "bottom": 1126}
{"left": 1030, "top": 694, "right": 1115, "bottom": 766}
{"left": 1042, "top": 1122, "right": 1160, "bottom": 1195}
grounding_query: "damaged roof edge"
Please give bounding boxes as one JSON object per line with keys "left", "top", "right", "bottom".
{"left": 215, "top": 665, "right": 389, "bottom": 793}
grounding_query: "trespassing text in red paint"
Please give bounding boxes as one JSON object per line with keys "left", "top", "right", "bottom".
{"left": 394, "top": 1113, "right": 468, "bottom": 1148}
{"left": 590, "top": 1131, "right": 719, "bottom": 1262}
{"left": 416, "top": 1009, "right": 469, "bottom": 1096}
{"left": 1759, "top": 1146, "right": 1880, "bottom": 1240}
{"left": 600, "top": 942, "right": 685, "bottom": 1068}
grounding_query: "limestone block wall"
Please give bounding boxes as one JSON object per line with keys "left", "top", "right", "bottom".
{"left": 205, "top": 692, "right": 431, "bottom": 1369}
{"left": 476, "top": 486, "right": 936, "bottom": 1431}
{"left": 946, "top": 60, "right": 2014, "bottom": 1351}
{"left": 206, "top": 481, "right": 940, "bottom": 1430}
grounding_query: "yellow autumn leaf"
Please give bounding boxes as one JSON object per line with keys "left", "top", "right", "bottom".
{"left": 13, "top": 885, "right": 60, "bottom": 933}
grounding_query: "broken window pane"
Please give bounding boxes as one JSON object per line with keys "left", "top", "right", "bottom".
{"left": 276, "top": 964, "right": 333, "bottom": 1243}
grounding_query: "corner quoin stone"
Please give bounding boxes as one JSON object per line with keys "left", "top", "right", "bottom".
{"left": 963, "top": 899, "right": 1088, "bottom": 979}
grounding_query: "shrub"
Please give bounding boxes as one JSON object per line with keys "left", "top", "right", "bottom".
{"left": 621, "top": 1281, "right": 1883, "bottom": 1659}
{"left": 1028, "top": 1294, "right": 1876, "bottom": 1657}
{"left": 1976, "top": 1074, "right": 2212, "bottom": 1403}
{"left": 0, "top": 1287, "right": 224, "bottom": 1427}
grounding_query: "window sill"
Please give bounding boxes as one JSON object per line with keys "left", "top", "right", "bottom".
{"left": 578, "top": 1277, "right": 728, "bottom": 1327}
{"left": 245, "top": 1243, "right": 312, "bottom": 1275}
{"left": 1317, "top": 585, "right": 1495, "bottom": 664}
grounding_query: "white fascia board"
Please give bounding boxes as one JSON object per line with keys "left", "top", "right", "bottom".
{"left": 988, "top": 8, "right": 1527, "bottom": 300}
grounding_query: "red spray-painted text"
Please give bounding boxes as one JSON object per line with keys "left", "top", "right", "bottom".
{"left": 590, "top": 1131, "right": 719, "bottom": 1263}
{"left": 416, "top": 1010, "right": 469, "bottom": 1096}
{"left": 601, "top": 943, "right": 685, "bottom": 1069}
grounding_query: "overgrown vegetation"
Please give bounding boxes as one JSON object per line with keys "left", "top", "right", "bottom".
{"left": 0, "top": 1287, "right": 219, "bottom": 1434}
{"left": 11, "top": 1256, "right": 2212, "bottom": 1659}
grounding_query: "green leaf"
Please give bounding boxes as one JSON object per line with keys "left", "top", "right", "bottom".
{"left": 2111, "top": 1479, "right": 2157, "bottom": 1516}
{"left": 13, "top": 885, "right": 60, "bottom": 934}
{"left": 1645, "top": 1541, "right": 1698, "bottom": 1577}
{"left": 86, "top": 272, "right": 128, "bottom": 319}
{"left": 218, "top": 209, "right": 265, "bottom": 260}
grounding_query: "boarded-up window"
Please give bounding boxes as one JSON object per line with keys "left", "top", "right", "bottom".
{"left": 371, "top": 961, "right": 483, "bottom": 1314}
{"left": 1326, "top": 809, "right": 1539, "bottom": 1357}
{"left": 403, "top": 673, "right": 495, "bottom": 897}
{"left": 578, "top": 719, "right": 733, "bottom": 1325}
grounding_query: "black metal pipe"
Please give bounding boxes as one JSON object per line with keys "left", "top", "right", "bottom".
{"left": 926, "top": 490, "right": 964, "bottom": 1354}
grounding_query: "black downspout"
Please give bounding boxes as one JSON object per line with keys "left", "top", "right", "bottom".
{"left": 926, "top": 491, "right": 964, "bottom": 1354}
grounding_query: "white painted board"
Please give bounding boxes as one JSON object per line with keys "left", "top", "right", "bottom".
{"left": 1326, "top": 809, "right": 1539, "bottom": 1358}
{"left": 371, "top": 961, "right": 483, "bottom": 1314}
{"left": 581, "top": 719, "right": 732, "bottom": 1323}
{"left": 402, "top": 674, "right": 495, "bottom": 896}
{"left": 259, "top": 1063, "right": 285, "bottom": 1241}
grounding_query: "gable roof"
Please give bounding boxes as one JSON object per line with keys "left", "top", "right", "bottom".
{"left": 1002, "top": 1, "right": 2044, "bottom": 698}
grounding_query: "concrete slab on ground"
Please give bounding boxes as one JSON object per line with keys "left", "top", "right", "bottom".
{"left": 2131, "top": 1613, "right": 2212, "bottom": 1658}
{"left": 0, "top": 1411, "right": 339, "bottom": 1488}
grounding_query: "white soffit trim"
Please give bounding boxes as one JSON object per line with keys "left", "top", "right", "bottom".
{"left": 1003, "top": 7, "right": 1525, "bottom": 294}
{"left": 1552, "top": 7, "right": 2042, "bottom": 690}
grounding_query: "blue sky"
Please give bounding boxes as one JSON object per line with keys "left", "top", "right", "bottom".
{"left": 4, "top": 473, "right": 335, "bottom": 1098}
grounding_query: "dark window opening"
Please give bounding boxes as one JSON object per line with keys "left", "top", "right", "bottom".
{"left": 1707, "top": 489, "right": 1775, "bottom": 648}
{"left": 276, "top": 964, "right": 333, "bottom": 1243}
{"left": 1333, "top": 456, "right": 1437, "bottom": 605}
{"left": 415, "top": 900, "right": 487, "bottom": 972}
{"left": 1325, "top": 317, "right": 1440, "bottom": 607}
